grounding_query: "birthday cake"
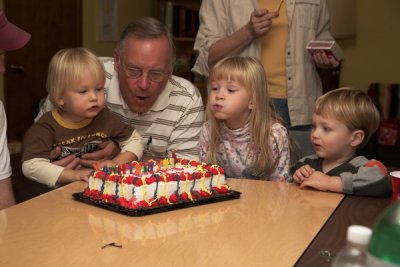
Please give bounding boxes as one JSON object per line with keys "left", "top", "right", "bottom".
{"left": 82, "top": 156, "right": 231, "bottom": 211}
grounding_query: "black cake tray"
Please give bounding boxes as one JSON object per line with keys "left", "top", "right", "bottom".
{"left": 72, "top": 190, "right": 241, "bottom": 217}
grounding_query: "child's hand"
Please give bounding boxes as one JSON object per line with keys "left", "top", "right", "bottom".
{"left": 298, "top": 171, "right": 343, "bottom": 193}
{"left": 99, "top": 160, "right": 118, "bottom": 168}
{"left": 57, "top": 168, "right": 90, "bottom": 186}
{"left": 75, "top": 169, "right": 90, "bottom": 183}
{"left": 293, "top": 164, "right": 315, "bottom": 184}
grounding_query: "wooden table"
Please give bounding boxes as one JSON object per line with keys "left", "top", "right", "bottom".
{"left": 0, "top": 179, "right": 343, "bottom": 267}
{"left": 295, "top": 194, "right": 391, "bottom": 266}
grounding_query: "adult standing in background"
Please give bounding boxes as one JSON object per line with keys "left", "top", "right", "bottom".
{"left": 192, "top": 0, "right": 341, "bottom": 129}
{"left": 0, "top": 11, "right": 31, "bottom": 209}
{"left": 37, "top": 17, "right": 205, "bottom": 164}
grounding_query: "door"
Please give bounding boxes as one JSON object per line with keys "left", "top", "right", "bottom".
{"left": 4, "top": 0, "right": 82, "bottom": 141}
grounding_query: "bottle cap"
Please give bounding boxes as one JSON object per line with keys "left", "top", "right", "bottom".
{"left": 347, "top": 225, "right": 372, "bottom": 245}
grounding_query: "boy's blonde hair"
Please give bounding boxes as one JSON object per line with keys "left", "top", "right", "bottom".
{"left": 313, "top": 88, "right": 381, "bottom": 148}
{"left": 46, "top": 47, "right": 105, "bottom": 107}
{"left": 206, "top": 56, "right": 279, "bottom": 177}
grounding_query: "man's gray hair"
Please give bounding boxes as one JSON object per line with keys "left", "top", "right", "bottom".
{"left": 116, "top": 17, "right": 176, "bottom": 67}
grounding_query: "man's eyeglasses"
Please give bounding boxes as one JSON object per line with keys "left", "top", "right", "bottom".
{"left": 121, "top": 63, "right": 167, "bottom": 83}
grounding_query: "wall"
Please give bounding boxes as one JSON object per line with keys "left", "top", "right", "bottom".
{"left": 337, "top": 0, "right": 400, "bottom": 91}
{"left": 0, "top": 0, "right": 155, "bottom": 101}
{"left": 82, "top": 0, "right": 155, "bottom": 56}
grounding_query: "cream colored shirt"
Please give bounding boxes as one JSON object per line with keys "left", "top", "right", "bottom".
{"left": 193, "top": 0, "right": 337, "bottom": 126}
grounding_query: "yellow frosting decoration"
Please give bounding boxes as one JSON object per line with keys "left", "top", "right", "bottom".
{"left": 105, "top": 179, "right": 111, "bottom": 195}
{"left": 148, "top": 198, "right": 158, "bottom": 206}
{"left": 200, "top": 170, "right": 212, "bottom": 195}
{"left": 200, "top": 170, "right": 206, "bottom": 189}
{"left": 121, "top": 176, "right": 127, "bottom": 197}
{"left": 211, "top": 165, "right": 221, "bottom": 186}
{"left": 183, "top": 173, "right": 189, "bottom": 192}
{"left": 182, "top": 173, "right": 193, "bottom": 201}
{"left": 89, "top": 173, "right": 96, "bottom": 190}
{"left": 161, "top": 174, "right": 172, "bottom": 204}
{"left": 141, "top": 176, "right": 147, "bottom": 202}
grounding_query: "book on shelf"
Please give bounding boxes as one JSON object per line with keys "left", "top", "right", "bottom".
{"left": 161, "top": 1, "right": 200, "bottom": 38}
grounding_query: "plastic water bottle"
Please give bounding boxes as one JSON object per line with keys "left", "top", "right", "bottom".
{"left": 331, "top": 225, "right": 372, "bottom": 267}
{"left": 367, "top": 202, "right": 400, "bottom": 267}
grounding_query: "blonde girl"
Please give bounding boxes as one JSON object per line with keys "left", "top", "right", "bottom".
{"left": 199, "top": 56, "right": 290, "bottom": 180}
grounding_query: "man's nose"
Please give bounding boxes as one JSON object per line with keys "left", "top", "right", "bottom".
{"left": 137, "top": 73, "right": 151, "bottom": 90}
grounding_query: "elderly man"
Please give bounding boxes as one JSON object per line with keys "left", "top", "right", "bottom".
{"left": 37, "top": 17, "right": 205, "bottom": 166}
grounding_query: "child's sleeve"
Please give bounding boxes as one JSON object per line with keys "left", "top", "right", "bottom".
{"left": 341, "top": 159, "right": 391, "bottom": 197}
{"left": 22, "top": 158, "right": 63, "bottom": 188}
{"left": 119, "top": 130, "right": 144, "bottom": 160}
{"left": 21, "top": 119, "right": 63, "bottom": 187}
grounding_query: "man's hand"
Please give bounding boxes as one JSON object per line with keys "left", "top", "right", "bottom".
{"left": 50, "top": 146, "right": 81, "bottom": 169}
{"left": 80, "top": 139, "right": 120, "bottom": 168}
{"left": 312, "top": 51, "right": 340, "bottom": 69}
{"left": 247, "top": 9, "right": 279, "bottom": 39}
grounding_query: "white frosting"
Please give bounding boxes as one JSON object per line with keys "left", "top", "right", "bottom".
{"left": 87, "top": 160, "right": 227, "bottom": 206}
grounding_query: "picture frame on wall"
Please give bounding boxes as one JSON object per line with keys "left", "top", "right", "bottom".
{"left": 97, "top": 0, "right": 118, "bottom": 42}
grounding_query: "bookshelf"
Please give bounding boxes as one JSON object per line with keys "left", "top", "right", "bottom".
{"left": 156, "top": 0, "right": 207, "bottom": 104}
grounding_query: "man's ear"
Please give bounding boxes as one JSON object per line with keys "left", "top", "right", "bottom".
{"left": 350, "top": 130, "right": 365, "bottom": 147}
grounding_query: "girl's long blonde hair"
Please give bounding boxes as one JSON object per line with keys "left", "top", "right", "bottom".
{"left": 206, "top": 57, "right": 279, "bottom": 177}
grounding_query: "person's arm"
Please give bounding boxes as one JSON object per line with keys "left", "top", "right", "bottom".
{"left": 0, "top": 177, "right": 16, "bottom": 210}
{"left": 193, "top": 1, "right": 275, "bottom": 76}
{"left": 312, "top": 0, "right": 341, "bottom": 69}
{"left": 312, "top": 52, "right": 340, "bottom": 69}
{"left": 299, "top": 171, "right": 343, "bottom": 193}
{"left": 0, "top": 102, "right": 15, "bottom": 209}
{"left": 342, "top": 159, "right": 391, "bottom": 197}
{"left": 292, "top": 164, "right": 315, "bottom": 184}
{"left": 50, "top": 146, "right": 81, "bottom": 169}
{"left": 100, "top": 130, "right": 144, "bottom": 167}
{"left": 22, "top": 158, "right": 89, "bottom": 187}
{"left": 100, "top": 152, "right": 136, "bottom": 168}
{"left": 208, "top": 9, "right": 278, "bottom": 69}
{"left": 57, "top": 168, "right": 90, "bottom": 186}
{"left": 79, "top": 139, "right": 120, "bottom": 167}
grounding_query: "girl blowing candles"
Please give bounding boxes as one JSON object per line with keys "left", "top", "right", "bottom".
{"left": 199, "top": 57, "right": 291, "bottom": 180}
